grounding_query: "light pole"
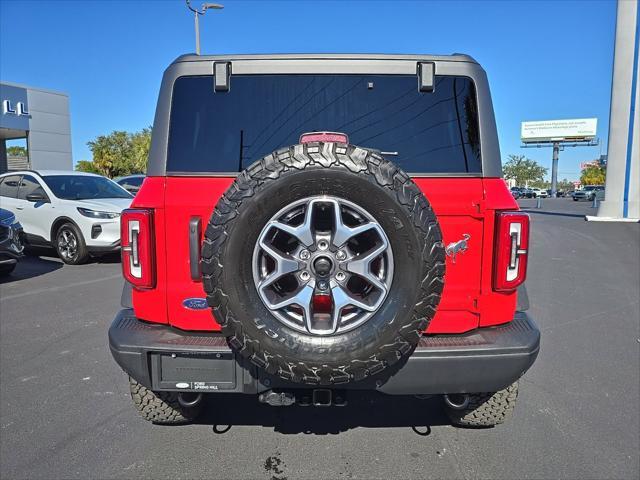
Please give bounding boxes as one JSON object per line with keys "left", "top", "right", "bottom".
{"left": 185, "top": 1, "right": 224, "bottom": 55}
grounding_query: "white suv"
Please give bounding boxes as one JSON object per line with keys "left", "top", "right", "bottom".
{"left": 532, "top": 188, "right": 548, "bottom": 198}
{"left": 0, "top": 171, "right": 133, "bottom": 264}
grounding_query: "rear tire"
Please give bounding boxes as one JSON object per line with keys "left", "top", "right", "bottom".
{"left": 444, "top": 382, "right": 519, "bottom": 428}
{"left": 128, "top": 377, "right": 202, "bottom": 424}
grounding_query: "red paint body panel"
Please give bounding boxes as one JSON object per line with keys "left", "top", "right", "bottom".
{"left": 130, "top": 176, "right": 521, "bottom": 334}
{"left": 413, "top": 178, "right": 484, "bottom": 333}
{"left": 164, "top": 177, "right": 234, "bottom": 331}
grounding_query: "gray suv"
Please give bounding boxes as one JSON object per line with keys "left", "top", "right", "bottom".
{"left": 573, "top": 185, "right": 604, "bottom": 201}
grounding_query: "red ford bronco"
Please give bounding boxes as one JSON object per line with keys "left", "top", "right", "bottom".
{"left": 109, "top": 54, "right": 539, "bottom": 427}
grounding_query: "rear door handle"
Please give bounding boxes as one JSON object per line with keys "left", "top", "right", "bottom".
{"left": 189, "top": 217, "right": 202, "bottom": 282}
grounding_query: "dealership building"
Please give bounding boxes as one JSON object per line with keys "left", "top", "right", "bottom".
{"left": 0, "top": 81, "right": 73, "bottom": 173}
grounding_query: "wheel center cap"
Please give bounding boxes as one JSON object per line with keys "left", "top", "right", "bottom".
{"left": 312, "top": 256, "right": 333, "bottom": 276}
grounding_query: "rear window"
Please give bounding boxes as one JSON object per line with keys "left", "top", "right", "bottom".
{"left": 167, "top": 74, "right": 481, "bottom": 174}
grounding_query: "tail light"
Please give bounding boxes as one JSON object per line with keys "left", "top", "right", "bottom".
{"left": 493, "top": 212, "right": 529, "bottom": 292}
{"left": 121, "top": 209, "right": 156, "bottom": 289}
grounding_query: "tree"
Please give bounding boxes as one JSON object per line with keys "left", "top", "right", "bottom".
{"left": 75, "top": 127, "right": 151, "bottom": 177}
{"left": 7, "top": 146, "right": 27, "bottom": 157}
{"left": 529, "top": 180, "right": 550, "bottom": 189}
{"left": 74, "top": 160, "right": 101, "bottom": 174}
{"left": 502, "top": 154, "right": 548, "bottom": 187}
{"left": 580, "top": 164, "right": 606, "bottom": 186}
{"left": 557, "top": 178, "right": 575, "bottom": 191}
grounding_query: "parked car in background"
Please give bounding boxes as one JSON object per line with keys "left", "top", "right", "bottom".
{"left": 532, "top": 188, "right": 548, "bottom": 198}
{"left": 0, "top": 171, "right": 133, "bottom": 264}
{"left": 0, "top": 208, "right": 24, "bottom": 275}
{"left": 519, "top": 187, "right": 533, "bottom": 198}
{"left": 115, "top": 174, "right": 145, "bottom": 194}
{"left": 573, "top": 185, "right": 604, "bottom": 201}
{"left": 510, "top": 187, "right": 522, "bottom": 199}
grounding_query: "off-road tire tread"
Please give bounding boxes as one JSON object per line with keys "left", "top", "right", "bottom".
{"left": 128, "top": 377, "right": 200, "bottom": 424}
{"left": 445, "top": 382, "right": 519, "bottom": 428}
{"left": 201, "top": 143, "right": 445, "bottom": 385}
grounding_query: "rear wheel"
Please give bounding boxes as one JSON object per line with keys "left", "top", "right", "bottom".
{"left": 128, "top": 377, "right": 202, "bottom": 424}
{"left": 55, "top": 222, "right": 89, "bottom": 265}
{"left": 444, "top": 382, "right": 519, "bottom": 428}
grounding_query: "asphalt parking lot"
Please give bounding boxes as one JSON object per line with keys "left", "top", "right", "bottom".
{"left": 1, "top": 198, "right": 638, "bottom": 480}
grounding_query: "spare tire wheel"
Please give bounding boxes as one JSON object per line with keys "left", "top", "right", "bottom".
{"left": 201, "top": 142, "right": 446, "bottom": 385}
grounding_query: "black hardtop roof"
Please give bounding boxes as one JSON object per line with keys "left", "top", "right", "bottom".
{"left": 171, "top": 52, "right": 478, "bottom": 65}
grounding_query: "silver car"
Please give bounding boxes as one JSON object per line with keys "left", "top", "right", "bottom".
{"left": 573, "top": 185, "right": 604, "bottom": 201}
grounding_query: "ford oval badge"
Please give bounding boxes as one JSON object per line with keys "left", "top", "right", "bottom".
{"left": 182, "top": 298, "right": 208, "bottom": 310}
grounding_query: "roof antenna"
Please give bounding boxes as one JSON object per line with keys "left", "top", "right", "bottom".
{"left": 185, "top": 1, "right": 224, "bottom": 55}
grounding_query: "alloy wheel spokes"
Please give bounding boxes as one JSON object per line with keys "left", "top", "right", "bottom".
{"left": 257, "top": 238, "right": 300, "bottom": 291}
{"left": 253, "top": 196, "right": 393, "bottom": 336}
{"left": 343, "top": 241, "right": 389, "bottom": 293}
{"left": 326, "top": 198, "right": 377, "bottom": 248}
{"left": 58, "top": 230, "right": 77, "bottom": 259}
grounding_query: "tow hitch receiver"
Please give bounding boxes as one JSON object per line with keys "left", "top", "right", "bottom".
{"left": 258, "top": 389, "right": 347, "bottom": 407}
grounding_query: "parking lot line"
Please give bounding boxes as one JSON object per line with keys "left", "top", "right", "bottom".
{"left": 0, "top": 273, "right": 121, "bottom": 302}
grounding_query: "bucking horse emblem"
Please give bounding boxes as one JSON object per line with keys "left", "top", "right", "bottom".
{"left": 445, "top": 234, "right": 471, "bottom": 263}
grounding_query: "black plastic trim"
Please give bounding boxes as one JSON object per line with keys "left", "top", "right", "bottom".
{"left": 418, "top": 62, "right": 435, "bottom": 92}
{"left": 87, "top": 240, "right": 120, "bottom": 253}
{"left": 120, "top": 281, "right": 133, "bottom": 308}
{"left": 109, "top": 310, "right": 539, "bottom": 395}
{"left": 189, "top": 217, "right": 202, "bottom": 281}
{"left": 517, "top": 284, "right": 530, "bottom": 311}
{"left": 23, "top": 232, "right": 50, "bottom": 247}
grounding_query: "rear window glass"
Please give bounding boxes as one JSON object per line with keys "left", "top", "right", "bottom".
{"left": 167, "top": 74, "right": 481, "bottom": 174}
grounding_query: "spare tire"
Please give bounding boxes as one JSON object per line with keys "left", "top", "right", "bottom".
{"left": 202, "top": 142, "right": 445, "bottom": 385}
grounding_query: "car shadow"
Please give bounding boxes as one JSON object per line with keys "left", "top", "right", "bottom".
{"left": 94, "top": 252, "right": 121, "bottom": 264}
{"left": 190, "top": 392, "right": 450, "bottom": 435}
{"left": 0, "top": 255, "right": 64, "bottom": 284}
{"left": 21, "top": 246, "right": 121, "bottom": 265}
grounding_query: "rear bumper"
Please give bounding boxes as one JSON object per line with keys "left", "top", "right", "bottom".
{"left": 109, "top": 309, "right": 540, "bottom": 395}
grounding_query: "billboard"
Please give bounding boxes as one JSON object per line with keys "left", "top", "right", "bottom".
{"left": 521, "top": 118, "right": 597, "bottom": 143}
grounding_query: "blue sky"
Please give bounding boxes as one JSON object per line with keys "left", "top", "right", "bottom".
{"left": 0, "top": 0, "right": 617, "bottom": 180}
